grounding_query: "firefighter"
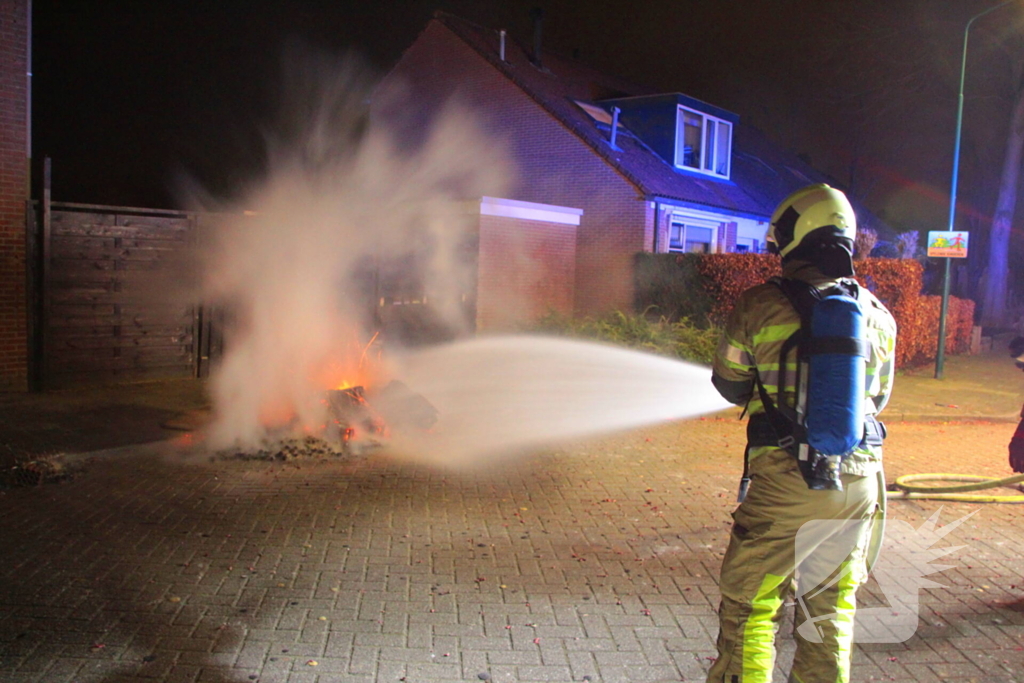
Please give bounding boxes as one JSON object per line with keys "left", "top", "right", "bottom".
{"left": 707, "top": 184, "right": 897, "bottom": 683}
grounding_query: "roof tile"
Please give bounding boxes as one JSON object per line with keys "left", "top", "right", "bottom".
{"left": 433, "top": 12, "right": 848, "bottom": 219}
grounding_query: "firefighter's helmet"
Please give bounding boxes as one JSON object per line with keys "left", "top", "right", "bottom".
{"left": 766, "top": 184, "right": 857, "bottom": 277}
{"left": 767, "top": 184, "right": 856, "bottom": 258}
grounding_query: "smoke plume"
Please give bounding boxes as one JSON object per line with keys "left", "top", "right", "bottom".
{"left": 191, "top": 51, "right": 512, "bottom": 450}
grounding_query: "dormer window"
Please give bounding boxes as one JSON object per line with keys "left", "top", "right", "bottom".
{"left": 674, "top": 105, "right": 732, "bottom": 179}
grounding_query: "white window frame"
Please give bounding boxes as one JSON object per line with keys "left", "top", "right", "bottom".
{"left": 674, "top": 105, "right": 732, "bottom": 179}
{"left": 667, "top": 213, "right": 721, "bottom": 254}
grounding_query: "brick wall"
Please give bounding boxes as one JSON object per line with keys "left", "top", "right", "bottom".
{"left": 476, "top": 214, "right": 576, "bottom": 330}
{"left": 0, "top": 0, "right": 29, "bottom": 391}
{"left": 718, "top": 221, "right": 737, "bottom": 253}
{"left": 375, "top": 20, "right": 647, "bottom": 318}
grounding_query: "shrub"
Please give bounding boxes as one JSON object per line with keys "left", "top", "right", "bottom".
{"left": 635, "top": 252, "right": 975, "bottom": 369}
{"left": 533, "top": 309, "right": 720, "bottom": 365}
{"left": 633, "top": 253, "right": 715, "bottom": 322}
{"left": 693, "top": 253, "right": 782, "bottom": 324}
{"left": 854, "top": 258, "right": 924, "bottom": 367}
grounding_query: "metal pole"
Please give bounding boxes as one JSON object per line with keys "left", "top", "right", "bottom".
{"left": 936, "top": 256, "right": 952, "bottom": 376}
{"left": 936, "top": 0, "right": 1014, "bottom": 379}
{"left": 26, "top": 0, "right": 32, "bottom": 195}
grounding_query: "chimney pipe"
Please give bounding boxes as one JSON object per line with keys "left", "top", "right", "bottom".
{"left": 499, "top": 29, "right": 506, "bottom": 61}
{"left": 530, "top": 7, "right": 544, "bottom": 68}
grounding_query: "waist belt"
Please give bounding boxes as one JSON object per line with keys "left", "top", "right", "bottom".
{"left": 747, "top": 412, "right": 886, "bottom": 451}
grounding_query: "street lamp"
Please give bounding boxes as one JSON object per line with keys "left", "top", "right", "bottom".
{"left": 937, "top": 0, "right": 1016, "bottom": 379}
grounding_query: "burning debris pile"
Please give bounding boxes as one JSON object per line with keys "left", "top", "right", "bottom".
{"left": 187, "top": 53, "right": 511, "bottom": 456}
{"left": 216, "top": 380, "right": 437, "bottom": 462}
{"left": 220, "top": 435, "right": 343, "bottom": 462}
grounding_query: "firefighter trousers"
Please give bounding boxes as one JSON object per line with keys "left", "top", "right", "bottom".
{"left": 706, "top": 449, "right": 882, "bottom": 683}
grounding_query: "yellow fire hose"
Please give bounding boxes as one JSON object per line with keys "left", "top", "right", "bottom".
{"left": 887, "top": 472, "right": 1024, "bottom": 503}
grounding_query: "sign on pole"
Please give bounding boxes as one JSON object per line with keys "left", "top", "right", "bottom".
{"left": 927, "top": 231, "right": 969, "bottom": 258}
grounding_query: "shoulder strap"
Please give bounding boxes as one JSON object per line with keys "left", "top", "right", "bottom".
{"left": 769, "top": 278, "right": 817, "bottom": 414}
{"left": 748, "top": 278, "right": 811, "bottom": 453}
{"left": 775, "top": 277, "right": 824, "bottom": 328}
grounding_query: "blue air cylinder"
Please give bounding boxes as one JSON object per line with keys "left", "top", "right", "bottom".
{"left": 805, "top": 295, "right": 867, "bottom": 456}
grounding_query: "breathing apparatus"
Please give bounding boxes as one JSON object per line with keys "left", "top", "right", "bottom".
{"left": 748, "top": 184, "right": 881, "bottom": 494}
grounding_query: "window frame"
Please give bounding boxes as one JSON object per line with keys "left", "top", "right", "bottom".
{"left": 674, "top": 105, "right": 732, "bottom": 179}
{"left": 667, "top": 216, "right": 719, "bottom": 254}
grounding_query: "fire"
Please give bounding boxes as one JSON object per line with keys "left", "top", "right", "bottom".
{"left": 314, "top": 331, "right": 384, "bottom": 396}
{"left": 233, "top": 330, "right": 434, "bottom": 456}
{"left": 246, "top": 331, "right": 393, "bottom": 446}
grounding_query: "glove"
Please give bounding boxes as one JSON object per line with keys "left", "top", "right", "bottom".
{"left": 1010, "top": 419, "right": 1024, "bottom": 474}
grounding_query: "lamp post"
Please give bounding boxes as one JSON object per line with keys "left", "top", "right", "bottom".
{"left": 937, "top": 0, "right": 1015, "bottom": 379}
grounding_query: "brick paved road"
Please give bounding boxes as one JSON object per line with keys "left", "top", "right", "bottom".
{"left": 1, "top": 417, "right": 1023, "bottom": 683}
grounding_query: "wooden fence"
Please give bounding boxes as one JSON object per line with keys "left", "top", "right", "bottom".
{"left": 29, "top": 166, "right": 474, "bottom": 387}
{"left": 35, "top": 190, "right": 218, "bottom": 388}
{"left": 31, "top": 200, "right": 464, "bottom": 388}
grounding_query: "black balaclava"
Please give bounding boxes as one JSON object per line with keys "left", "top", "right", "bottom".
{"left": 784, "top": 227, "right": 855, "bottom": 278}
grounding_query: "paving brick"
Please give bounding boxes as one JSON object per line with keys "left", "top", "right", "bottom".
{"left": 234, "top": 640, "right": 271, "bottom": 669}
{"left": 346, "top": 645, "right": 377, "bottom": 675}
{"left": 405, "top": 661, "right": 462, "bottom": 678}
{"left": 163, "top": 665, "right": 202, "bottom": 683}
{"left": 486, "top": 649, "right": 542, "bottom": 665}
{"left": 512, "top": 664, "right": 573, "bottom": 680}
{"left": 459, "top": 636, "right": 512, "bottom": 651}
{"left": 2, "top": 419, "right": 1024, "bottom": 683}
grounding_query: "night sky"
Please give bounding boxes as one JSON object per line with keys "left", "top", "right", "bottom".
{"left": 31, "top": 0, "right": 1022, "bottom": 240}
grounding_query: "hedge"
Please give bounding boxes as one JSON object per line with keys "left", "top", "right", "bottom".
{"left": 533, "top": 310, "right": 719, "bottom": 365}
{"left": 635, "top": 253, "right": 975, "bottom": 369}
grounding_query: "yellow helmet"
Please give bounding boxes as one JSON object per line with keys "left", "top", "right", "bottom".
{"left": 767, "top": 184, "right": 856, "bottom": 259}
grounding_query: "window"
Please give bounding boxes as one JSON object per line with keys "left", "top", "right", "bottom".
{"left": 674, "top": 105, "right": 732, "bottom": 178}
{"left": 668, "top": 222, "right": 714, "bottom": 253}
{"left": 668, "top": 223, "right": 685, "bottom": 252}
{"left": 685, "top": 226, "right": 713, "bottom": 253}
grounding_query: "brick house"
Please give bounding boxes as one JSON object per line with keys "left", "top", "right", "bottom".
{"left": 375, "top": 12, "right": 856, "bottom": 329}
{"left": 0, "top": 0, "right": 30, "bottom": 390}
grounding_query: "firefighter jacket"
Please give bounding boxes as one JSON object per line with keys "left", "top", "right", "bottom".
{"left": 711, "top": 260, "right": 898, "bottom": 476}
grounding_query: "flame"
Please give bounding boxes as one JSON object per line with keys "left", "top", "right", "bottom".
{"left": 252, "top": 331, "right": 388, "bottom": 437}
{"left": 314, "top": 331, "right": 385, "bottom": 392}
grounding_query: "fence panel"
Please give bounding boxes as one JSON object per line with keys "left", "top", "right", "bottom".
{"left": 41, "top": 203, "right": 199, "bottom": 387}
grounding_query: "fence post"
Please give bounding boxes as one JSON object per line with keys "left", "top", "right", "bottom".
{"left": 189, "top": 213, "right": 200, "bottom": 378}
{"left": 40, "top": 156, "right": 51, "bottom": 389}
{"left": 25, "top": 198, "right": 38, "bottom": 390}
